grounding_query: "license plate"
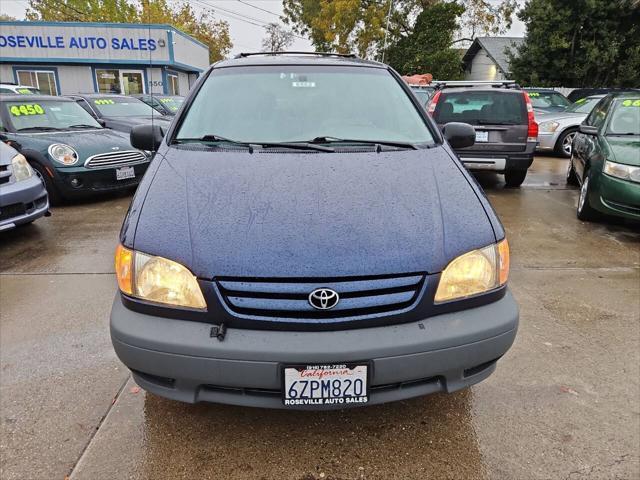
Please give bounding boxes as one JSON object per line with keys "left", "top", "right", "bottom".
{"left": 116, "top": 166, "right": 135, "bottom": 180}
{"left": 283, "top": 364, "right": 368, "bottom": 407}
{"left": 475, "top": 131, "right": 489, "bottom": 142}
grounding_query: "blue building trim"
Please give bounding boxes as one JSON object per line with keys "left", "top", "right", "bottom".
{"left": 167, "top": 29, "right": 175, "bottom": 64}
{"left": 0, "top": 57, "right": 203, "bottom": 73}
{"left": 0, "top": 21, "right": 208, "bottom": 50}
{"left": 12, "top": 65, "right": 61, "bottom": 95}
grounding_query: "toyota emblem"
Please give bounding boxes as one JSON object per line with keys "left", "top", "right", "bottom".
{"left": 308, "top": 288, "right": 340, "bottom": 310}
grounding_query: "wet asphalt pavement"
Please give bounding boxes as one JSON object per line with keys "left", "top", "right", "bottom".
{"left": 1, "top": 156, "right": 638, "bottom": 480}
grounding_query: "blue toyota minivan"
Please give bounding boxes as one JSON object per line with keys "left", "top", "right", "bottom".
{"left": 111, "top": 53, "right": 518, "bottom": 409}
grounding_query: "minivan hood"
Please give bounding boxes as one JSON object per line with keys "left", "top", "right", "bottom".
{"left": 133, "top": 147, "right": 497, "bottom": 278}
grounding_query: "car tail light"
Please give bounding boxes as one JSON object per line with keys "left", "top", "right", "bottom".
{"left": 523, "top": 92, "right": 538, "bottom": 141}
{"left": 427, "top": 90, "right": 441, "bottom": 115}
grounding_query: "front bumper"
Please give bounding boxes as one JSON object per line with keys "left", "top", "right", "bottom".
{"left": 589, "top": 172, "right": 640, "bottom": 220}
{"left": 536, "top": 132, "right": 558, "bottom": 151}
{"left": 54, "top": 161, "right": 149, "bottom": 197}
{"left": 111, "top": 290, "right": 519, "bottom": 409}
{"left": 0, "top": 175, "right": 48, "bottom": 230}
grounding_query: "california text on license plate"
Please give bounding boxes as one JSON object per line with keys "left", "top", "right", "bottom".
{"left": 475, "top": 130, "right": 489, "bottom": 142}
{"left": 283, "top": 364, "right": 368, "bottom": 407}
{"left": 116, "top": 166, "right": 135, "bottom": 180}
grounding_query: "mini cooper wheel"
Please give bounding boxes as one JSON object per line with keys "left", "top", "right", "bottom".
{"left": 577, "top": 172, "right": 599, "bottom": 221}
{"left": 31, "top": 163, "right": 63, "bottom": 206}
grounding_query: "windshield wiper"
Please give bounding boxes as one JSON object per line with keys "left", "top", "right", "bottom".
{"left": 174, "top": 135, "right": 335, "bottom": 152}
{"left": 174, "top": 134, "right": 254, "bottom": 151}
{"left": 68, "top": 124, "right": 101, "bottom": 129}
{"left": 16, "top": 126, "right": 58, "bottom": 132}
{"left": 307, "top": 136, "right": 418, "bottom": 150}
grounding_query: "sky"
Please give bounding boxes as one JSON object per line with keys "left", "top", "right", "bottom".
{"left": 0, "top": 0, "right": 527, "bottom": 56}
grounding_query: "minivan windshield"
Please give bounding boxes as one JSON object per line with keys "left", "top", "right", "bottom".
{"left": 176, "top": 65, "right": 434, "bottom": 145}
{"left": 4, "top": 100, "right": 102, "bottom": 131}
{"left": 89, "top": 96, "right": 157, "bottom": 117}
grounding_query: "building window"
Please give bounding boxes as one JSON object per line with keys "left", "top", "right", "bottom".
{"left": 16, "top": 70, "right": 58, "bottom": 96}
{"left": 167, "top": 73, "right": 179, "bottom": 95}
{"left": 95, "top": 69, "right": 145, "bottom": 94}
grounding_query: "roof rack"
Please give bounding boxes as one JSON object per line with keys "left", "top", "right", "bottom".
{"left": 234, "top": 51, "right": 357, "bottom": 59}
{"left": 433, "top": 80, "right": 520, "bottom": 90}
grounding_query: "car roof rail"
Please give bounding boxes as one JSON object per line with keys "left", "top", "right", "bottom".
{"left": 234, "top": 51, "right": 357, "bottom": 59}
{"left": 433, "top": 80, "right": 520, "bottom": 90}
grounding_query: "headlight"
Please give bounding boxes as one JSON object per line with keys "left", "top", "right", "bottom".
{"left": 538, "top": 121, "right": 559, "bottom": 133}
{"left": 603, "top": 160, "right": 640, "bottom": 183}
{"left": 48, "top": 143, "right": 78, "bottom": 165}
{"left": 11, "top": 154, "right": 33, "bottom": 182}
{"left": 115, "top": 245, "right": 206, "bottom": 309}
{"left": 435, "top": 239, "right": 509, "bottom": 303}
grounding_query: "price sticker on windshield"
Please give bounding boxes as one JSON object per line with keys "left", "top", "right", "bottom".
{"left": 94, "top": 99, "right": 115, "bottom": 105}
{"left": 9, "top": 104, "right": 45, "bottom": 116}
{"left": 621, "top": 99, "right": 640, "bottom": 107}
{"left": 16, "top": 88, "right": 34, "bottom": 95}
{"left": 528, "top": 92, "right": 540, "bottom": 97}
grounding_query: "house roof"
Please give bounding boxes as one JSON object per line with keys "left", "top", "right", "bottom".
{"left": 462, "top": 37, "right": 524, "bottom": 75}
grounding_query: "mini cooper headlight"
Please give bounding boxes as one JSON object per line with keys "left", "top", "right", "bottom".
{"left": 11, "top": 154, "right": 33, "bottom": 182}
{"left": 115, "top": 245, "right": 207, "bottom": 309}
{"left": 538, "top": 121, "right": 560, "bottom": 133}
{"left": 435, "top": 239, "right": 509, "bottom": 303}
{"left": 603, "top": 160, "right": 640, "bottom": 183}
{"left": 48, "top": 143, "right": 78, "bottom": 165}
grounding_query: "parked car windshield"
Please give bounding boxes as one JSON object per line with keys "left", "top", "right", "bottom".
{"left": 565, "top": 96, "right": 602, "bottom": 113}
{"left": 433, "top": 90, "right": 526, "bottom": 125}
{"left": 3, "top": 99, "right": 102, "bottom": 131}
{"left": 527, "top": 91, "right": 570, "bottom": 108}
{"left": 89, "top": 96, "right": 157, "bottom": 117}
{"left": 410, "top": 87, "right": 434, "bottom": 106}
{"left": 156, "top": 96, "right": 183, "bottom": 112}
{"left": 607, "top": 98, "right": 640, "bottom": 135}
{"left": 176, "top": 65, "right": 434, "bottom": 144}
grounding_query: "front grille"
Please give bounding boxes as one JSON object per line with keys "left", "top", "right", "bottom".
{"left": 0, "top": 165, "right": 11, "bottom": 185}
{"left": 216, "top": 273, "right": 425, "bottom": 321}
{"left": 0, "top": 203, "right": 26, "bottom": 221}
{"left": 84, "top": 150, "right": 147, "bottom": 169}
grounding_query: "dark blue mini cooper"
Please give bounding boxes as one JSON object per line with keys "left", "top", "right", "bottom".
{"left": 111, "top": 53, "right": 518, "bottom": 409}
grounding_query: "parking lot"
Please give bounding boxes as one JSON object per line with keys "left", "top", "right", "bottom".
{"left": 0, "top": 155, "right": 637, "bottom": 480}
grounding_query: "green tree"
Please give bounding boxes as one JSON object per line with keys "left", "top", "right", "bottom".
{"left": 283, "top": 0, "right": 515, "bottom": 59}
{"left": 26, "top": 0, "right": 232, "bottom": 63}
{"left": 386, "top": 1, "right": 465, "bottom": 78}
{"left": 509, "top": 0, "right": 640, "bottom": 87}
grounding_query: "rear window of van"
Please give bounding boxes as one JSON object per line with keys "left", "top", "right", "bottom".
{"left": 434, "top": 91, "right": 527, "bottom": 125}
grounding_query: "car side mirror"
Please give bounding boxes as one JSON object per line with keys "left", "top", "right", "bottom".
{"left": 96, "top": 119, "right": 106, "bottom": 127}
{"left": 442, "top": 122, "right": 475, "bottom": 149}
{"left": 579, "top": 124, "right": 599, "bottom": 135}
{"left": 130, "top": 124, "right": 164, "bottom": 151}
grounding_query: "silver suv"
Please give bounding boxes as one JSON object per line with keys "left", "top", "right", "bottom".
{"left": 429, "top": 81, "right": 538, "bottom": 187}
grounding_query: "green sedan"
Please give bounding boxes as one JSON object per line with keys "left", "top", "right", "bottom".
{"left": 0, "top": 95, "right": 151, "bottom": 204}
{"left": 568, "top": 92, "right": 640, "bottom": 222}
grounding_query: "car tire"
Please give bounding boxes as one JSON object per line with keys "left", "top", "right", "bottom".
{"left": 504, "top": 169, "right": 527, "bottom": 188}
{"left": 555, "top": 128, "right": 577, "bottom": 158}
{"left": 576, "top": 171, "right": 599, "bottom": 221}
{"left": 31, "top": 162, "right": 63, "bottom": 206}
{"left": 566, "top": 156, "right": 579, "bottom": 185}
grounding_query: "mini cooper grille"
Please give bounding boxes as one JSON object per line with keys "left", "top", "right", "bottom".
{"left": 216, "top": 274, "right": 425, "bottom": 321}
{"left": 84, "top": 150, "right": 147, "bottom": 169}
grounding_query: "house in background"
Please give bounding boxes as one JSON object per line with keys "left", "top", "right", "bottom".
{"left": 463, "top": 37, "right": 523, "bottom": 81}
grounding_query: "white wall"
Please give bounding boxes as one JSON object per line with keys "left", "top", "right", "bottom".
{"left": 466, "top": 50, "right": 506, "bottom": 81}
{"left": 0, "top": 65, "right": 13, "bottom": 84}
{"left": 172, "top": 32, "right": 209, "bottom": 71}
{"left": 56, "top": 66, "right": 94, "bottom": 94}
{"left": 145, "top": 67, "right": 164, "bottom": 94}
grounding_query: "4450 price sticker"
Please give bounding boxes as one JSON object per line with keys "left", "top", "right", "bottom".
{"left": 9, "top": 104, "right": 45, "bottom": 116}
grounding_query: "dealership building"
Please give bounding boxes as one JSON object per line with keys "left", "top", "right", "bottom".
{"left": 0, "top": 21, "right": 209, "bottom": 96}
